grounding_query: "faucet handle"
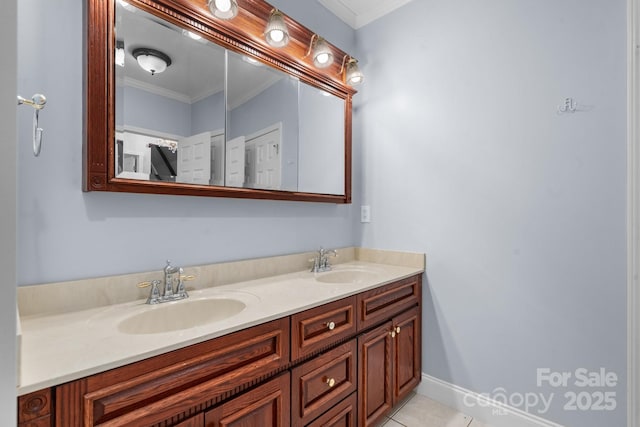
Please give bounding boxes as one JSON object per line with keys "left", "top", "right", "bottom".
{"left": 137, "top": 279, "right": 161, "bottom": 288}
{"left": 309, "top": 257, "right": 320, "bottom": 272}
{"left": 138, "top": 279, "right": 162, "bottom": 304}
{"left": 175, "top": 268, "right": 192, "bottom": 298}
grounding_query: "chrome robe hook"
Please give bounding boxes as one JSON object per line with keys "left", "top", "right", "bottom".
{"left": 17, "top": 93, "right": 47, "bottom": 156}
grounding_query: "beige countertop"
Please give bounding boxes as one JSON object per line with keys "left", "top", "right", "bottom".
{"left": 18, "top": 249, "right": 424, "bottom": 396}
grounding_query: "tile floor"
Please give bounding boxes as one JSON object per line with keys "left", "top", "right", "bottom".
{"left": 380, "top": 393, "right": 491, "bottom": 427}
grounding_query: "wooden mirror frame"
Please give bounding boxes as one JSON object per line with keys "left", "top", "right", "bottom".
{"left": 85, "top": 0, "right": 356, "bottom": 203}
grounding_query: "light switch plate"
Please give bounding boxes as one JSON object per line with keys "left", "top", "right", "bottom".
{"left": 361, "top": 205, "right": 371, "bottom": 223}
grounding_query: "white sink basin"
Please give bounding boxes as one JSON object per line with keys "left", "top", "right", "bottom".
{"left": 118, "top": 298, "right": 246, "bottom": 335}
{"left": 315, "top": 268, "right": 381, "bottom": 284}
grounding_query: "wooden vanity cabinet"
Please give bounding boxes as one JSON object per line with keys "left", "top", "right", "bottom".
{"left": 18, "top": 274, "right": 422, "bottom": 427}
{"left": 357, "top": 277, "right": 422, "bottom": 427}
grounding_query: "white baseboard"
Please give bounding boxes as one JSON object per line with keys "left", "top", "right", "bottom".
{"left": 416, "top": 374, "right": 565, "bottom": 427}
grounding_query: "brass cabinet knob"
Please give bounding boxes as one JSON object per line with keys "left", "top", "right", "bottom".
{"left": 390, "top": 330, "right": 396, "bottom": 338}
{"left": 327, "top": 321, "right": 336, "bottom": 331}
{"left": 395, "top": 326, "right": 401, "bottom": 334}
{"left": 325, "top": 377, "right": 336, "bottom": 387}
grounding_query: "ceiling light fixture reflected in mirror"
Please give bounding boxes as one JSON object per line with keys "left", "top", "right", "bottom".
{"left": 132, "top": 48, "right": 172, "bottom": 75}
{"left": 340, "top": 55, "right": 364, "bottom": 86}
{"left": 307, "top": 34, "right": 333, "bottom": 68}
{"left": 264, "top": 9, "right": 289, "bottom": 48}
{"left": 207, "top": 0, "right": 238, "bottom": 20}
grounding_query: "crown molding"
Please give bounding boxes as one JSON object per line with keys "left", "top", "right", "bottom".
{"left": 318, "top": 0, "right": 413, "bottom": 29}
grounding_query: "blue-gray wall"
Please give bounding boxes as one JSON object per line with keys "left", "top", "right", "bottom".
{"left": 118, "top": 86, "right": 225, "bottom": 137}
{"left": 192, "top": 91, "right": 225, "bottom": 135}
{"left": 355, "top": 1, "right": 627, "bottom": 426}
{"left": 16, "top": 0, "right": 356, "bottom": 285}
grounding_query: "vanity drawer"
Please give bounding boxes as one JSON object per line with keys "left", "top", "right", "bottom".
{"left": 291, "top": 296, "right": 356, "bottom": 361}
{"left": 305, "top": 392, "right": 357, "bottom": 427}
{"left": 357, "top": 275, "right": 421, "bottom": 331}
{"left": 291, "top": 339, "right": 357, "bottom": 427}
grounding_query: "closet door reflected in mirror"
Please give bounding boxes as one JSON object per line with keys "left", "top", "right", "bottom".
{"left": 115, "top": 2, "right": 226, "bottom": 186}
{"left": 226, "top": 51, "right": 299, "bottom": 191}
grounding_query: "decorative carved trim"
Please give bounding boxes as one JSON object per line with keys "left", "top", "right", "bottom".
{"left": 17, "top": 389, "right": 51, "bottom": 423}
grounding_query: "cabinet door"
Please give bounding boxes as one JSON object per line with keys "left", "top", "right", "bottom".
{"left": 204, "top": 373, "right": 290, "bottom": 427}
{"left": 393, "top": 306, "right": 421, "bottom": 403}
{"left": 358, "top": 321, "right": 393, "bottom": 427}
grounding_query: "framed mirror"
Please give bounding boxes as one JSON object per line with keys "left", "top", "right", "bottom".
{"left": 85, "top": 0, "right": 356, "bottom": 203}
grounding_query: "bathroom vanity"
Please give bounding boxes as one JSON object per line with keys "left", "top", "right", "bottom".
{"left": 16, "top": 249, "right": 424, "bottom": 427}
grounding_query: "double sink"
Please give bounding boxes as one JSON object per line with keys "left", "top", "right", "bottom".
{"left": 117, "top": 264, "right": 382, "bottom": 335}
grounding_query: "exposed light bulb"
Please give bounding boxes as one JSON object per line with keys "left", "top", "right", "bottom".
{"left": 208, "top": 0, "right": 238, "bottom": 20}
{"left": 215, "top": 0, "right": 231, "bottom": 12}
{"left": 345, "top": 58, "right": 364, "bottom": 85}
{"left": 270, "top": 29, "right": 284, "bottom": 43}
{"left": 264, "top": 9, "right": 289, "bottom": 48}
{"left": 310, "top": 36, "right": 333, "bottom": 68}
{"left": 316, "top": 52, "right": 330, "bottom": 65}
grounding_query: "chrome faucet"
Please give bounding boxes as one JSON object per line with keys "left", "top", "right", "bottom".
{"left": 138, "top": 260, "right": 193, "bottom": 304}
{"left": 310, "top": 247, "right": 338, "bottom": 273}
{"left": 163, "top": 260, "right": 179, "bottom": 299}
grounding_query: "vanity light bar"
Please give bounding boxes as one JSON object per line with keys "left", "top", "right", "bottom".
{"left": 204, "top": 0, "right": 362, "bottom": 86}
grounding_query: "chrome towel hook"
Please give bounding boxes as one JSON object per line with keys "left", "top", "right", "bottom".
{"left": 17, "top": 93, "right": 47, "bottom": 156}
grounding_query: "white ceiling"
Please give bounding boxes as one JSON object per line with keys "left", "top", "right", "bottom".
{"left": 318, "top": 0, "right": 413, "bottom": 29}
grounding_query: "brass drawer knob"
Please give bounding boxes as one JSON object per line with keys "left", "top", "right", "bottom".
{"left": 327, "top": 321, "right": 336, "bottom": 331}
{"left": 395, "top": 326, "right": 401, "bottom": 334}
{"left": 326, "top": 377, "right": 336, "bottom": 387}
{"left": 390, "top": 330, "right": 396, "bottom": 338}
